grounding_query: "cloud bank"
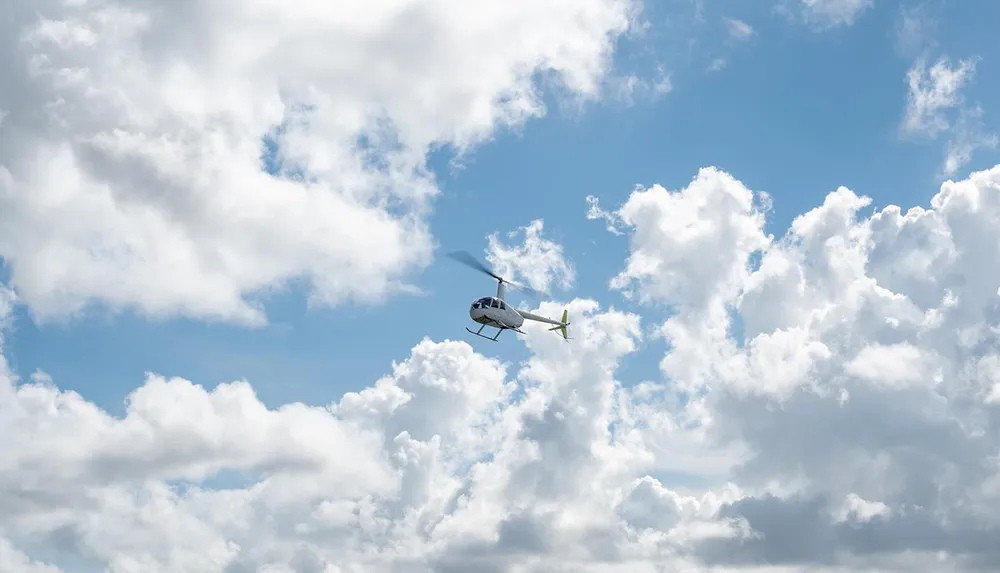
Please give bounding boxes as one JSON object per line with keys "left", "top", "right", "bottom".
{"left": 4, "top": 165, "right": 1000, "bottom": 571}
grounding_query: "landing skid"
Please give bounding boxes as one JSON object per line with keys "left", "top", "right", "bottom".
{"left": 466, "top": 323, "right": 525, "bottom": 342}
{"left": 466, "top": 323, "right": 504, "bottom": 341}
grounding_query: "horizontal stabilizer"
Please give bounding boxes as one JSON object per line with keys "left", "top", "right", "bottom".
{"left": 547, "top": 309, "right": 570, "bottom": 340}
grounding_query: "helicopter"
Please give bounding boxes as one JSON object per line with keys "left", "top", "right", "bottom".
{"left": 446, "top": 251, "right": 570, "bottom": 342}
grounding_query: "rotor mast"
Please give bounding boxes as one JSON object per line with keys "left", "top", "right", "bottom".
{"left": 445, "top": 250, "right": 546, "bottom": 302}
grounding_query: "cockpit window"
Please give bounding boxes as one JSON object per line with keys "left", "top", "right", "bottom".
{"left": 490, "top": 299, "right": 499, "bottom": 308}
{"left": 499, "top": 301, "right": 506, "bottom": 310}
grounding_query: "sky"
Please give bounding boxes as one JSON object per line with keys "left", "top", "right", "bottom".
{"left": 2, "top": 0, "right": 1000, "bottom": 571}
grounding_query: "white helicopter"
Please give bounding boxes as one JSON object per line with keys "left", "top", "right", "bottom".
{"left": 446, "top": 251, "right": 570, "bottom": 342}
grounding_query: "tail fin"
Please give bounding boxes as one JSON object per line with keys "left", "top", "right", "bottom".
{"left": 547, "top": 309, "right": 570, "bottom": 340}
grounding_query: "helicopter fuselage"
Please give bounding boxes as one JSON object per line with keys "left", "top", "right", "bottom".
{"left": 469, "top": 296, "right": 525, "bottom": 329}
{"left": 447, "top": 250, "right": 568, "bottom": 342}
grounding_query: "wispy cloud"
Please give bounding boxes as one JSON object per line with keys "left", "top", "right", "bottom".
{"left": 778, "top": 0, "right": 873, "bottom": 30}
{"left": 707, "top": 58, "right": 727, "bottom": 73}
{"left": 901, "top": 56, "right": 977, "bottom": 138}
{"left": 605, "top": 65, "right": 673, "bottom": 106}
{"left": 943, "top": 106, "right": 999, "bottom": 178}
{"left": 585, "top": 195, "right": 624, "bottom": 235}
{"left": 724, "top": 18, "right": 754, "bottom": 40}
{"left": 894, "top": 3, "right": 938, "bottom": 57}
{"left": 900, "top": 55, "right": 997, "bottom": 178}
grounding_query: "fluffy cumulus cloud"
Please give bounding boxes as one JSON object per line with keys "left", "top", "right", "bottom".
{"left": 0, "top": 0, "right": 636, "bottom": 325}
{"left": 0, "top": 295, "right": 657, "bottom": 572}
{"left": 5, "top": 163, "right": 1000, "bottom": 571}
{"left": 486, "top": 219, "right": 576, "bottom": 294}
{"left": 603, "top": 165, "right": 1000, "bottom": 570}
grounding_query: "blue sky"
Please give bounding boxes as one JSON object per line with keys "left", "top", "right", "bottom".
{"left": 5, "top": 0, "right": 999, "bottom": 416}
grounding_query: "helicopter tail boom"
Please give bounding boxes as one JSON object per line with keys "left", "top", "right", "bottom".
{"left": 517, "top": 308, "right": 570, "bottom": 340}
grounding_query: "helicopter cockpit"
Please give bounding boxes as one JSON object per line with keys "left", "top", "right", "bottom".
{"left": 471, "top": 297, "right": 507, "bottom": 310}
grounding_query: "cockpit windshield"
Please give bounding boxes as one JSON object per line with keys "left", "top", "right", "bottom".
{"left": 471, "top": 297, "right": 509, "bottom": 311}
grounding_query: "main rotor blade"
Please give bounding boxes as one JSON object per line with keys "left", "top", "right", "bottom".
{"left": 445, "top": 250, "right": 503, "bottom": 282}
{"left": 445, "top": 250, "right": 550, "bottom": 299}
{"left": 505, "top": 280, "right": 548, "bottom": 300}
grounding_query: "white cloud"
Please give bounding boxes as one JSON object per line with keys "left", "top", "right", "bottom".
{"left": 609, "top": 168, "right": 771, "bottom": 311}
{"left": 780, "top": 0, "right": 873, "bottom": 30}
{"left": 7, "top": 163, "right": 1000, "bottom": 570}
{"left": 586, "top": 194, "right": 625, "bottom": 234}
{"left": 707, "top": 57, "right": 728, "bottom": 72}
{"left": 703, "top": 17, "right": 751, "bottom": 76}
{"left": 486, "top": 219, "right": 576, "bottom": 294}
{"left": 901, "top": 55, "right": 997, "bottom": 178}
{"left": 596, "top": 163, "right": 1000, "bottom": 565}
{"left": 605, "top": 65, "right": 673, "bottom": 106}
{"left": 0, "top": 0, "right": 637, "bottom": 326}
{"left": 0, "top": 286, "right": 15, "bottom": 331}
{"left": 894, "top": 3, "right": 938, "bottom": 57}
{"left": 832, "top": 493, "right": 890, "bottom": 523}
{"left": 0, "top": 539, "right": 62, "bottom": 573}
{"left": 724, "top": 18, "right": 754, "bottom": 40}
{"left": 943, "top": 106, "right": 1000, "bottom": 178}
{"left": 843, "top": 342, "right": 935, "bottom": 389}
{"left": 902, "top": 56, "right": 977, "bottom": 138}
{"left": 0, "top": 299, "right": 662, "bottom": 572}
